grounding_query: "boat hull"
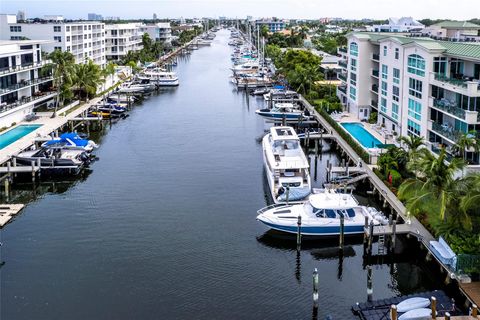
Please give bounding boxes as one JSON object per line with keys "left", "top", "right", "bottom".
{"left": 258, "top": 219, "right": 365, "bottom": 236}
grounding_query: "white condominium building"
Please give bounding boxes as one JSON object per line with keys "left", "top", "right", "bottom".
{"left": 0, "top": 40, "right": 56, "bottom": 127}
{"left": 142, "top": 22, "right": 172, "bottom": 43}
{"left": 337, "top": 31, "right": 480, "bottom": 165}
{"left": 105, "top": 23, "right": 143, "bottom": 61}
{"left": 0, "top": 14, "right": 106, "bottom": 67}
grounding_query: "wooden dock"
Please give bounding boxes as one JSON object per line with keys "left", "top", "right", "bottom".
{"left": 459, "top": 282, "right": 480, "bottom": 309}
{"left": 0, "top": 204, "right": 25, "bottom": 227}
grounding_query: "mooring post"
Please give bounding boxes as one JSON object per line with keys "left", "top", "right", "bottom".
{"left": 31, "top": 160, "right": 35, "bottom": 184}
{"left": 388, "top": 213, "right": 393, "bottom": 226}
{"left": 363, "top": 216, "right": 369, "bottom": 245}
{"left": 296, "top": 215, "right": 302, "bottom": 251}
{"left": 286, "top": 186, "right": 290, "bottom": 205}
{"left": 339, "top": 214, "right": 344, "bottom": 250}
{"left": 472, "top": 304, "right": 478, "bottom": 317}
{"left": 367, "top": 265, "right": 373, "bottom": 302}
{"left": 313, "top": 268, "right": 319, "bottom": 308}
{"left": 37, "top": 158, "right": 41, "bottom": 181}
{"left": 391, "top": 220, "right": 397, "bottom": 251}
{"left": 4, "top": 174, "right": 9, "bottom": 203}
{"left": 390, "top": 305, "right": 398, "bottom": 320}
{"left": 431, "top": 297, "right": 437, "bottom": 319}
{"left": 314, "top": 139, "right": 318, "bottom": 156}
{"left": 368, "top": 221, "right": 374, "bottom": 254}
{"left": 326, "top": 159, "right": 330, "bottom": 183}
{"left": 306, "top": 129, "right": 310, "bottom": 148}
{"left": 444, "top": 312, "right": 451, "bottom": 320}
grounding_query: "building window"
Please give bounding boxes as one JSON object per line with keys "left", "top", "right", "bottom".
{"left": 434, "top": 57, "right": 447, "bottom": 75}
{"left": 392, "top": 103, "right": 399, "bottom": 120}
{"left": 349, "top": 87, "right": 356, "bottom": 101}
{"left": 66, "top": 46, "right": 70, "bottom": 51}
{"left": 392, "top": 86, "right": 400, "bottom": 102}
{"left": 53, "top": 36, "right": 62, "bottom": 42}
{"left": 380, "top": 97, "right": 387, "bottom": 113}
{"left": 408, "top": 78, "right": 423, "bottom": 98}
{"left": 66, "top": 26, "right": 70, "bottom": 32}
{"left": 382, "top": 64, "right": 388, "bottom": 79}
{"left": 54, "top": 26, "right": 61, "bottom": 32}
{"left": 393, "top": 68, "right": 400, "bottom": 84}
{"left": 395, "top": 48, "right": 399, "bottom": 60}
{"left": 349, "top": 42, "right": 358, "bottom": 57}
{"left": 407, "top": 54, "right": 425, "bottom": 76}
{"left": 84, "top": 34, "right": 88, "bottom": 39}
{"left": 54, "top": 46, "right": 62, "bottom": 51}
{"left": 350, "top": 58, "right": 357, "bottom": 72}
{"left": 383, "top": 45, "right": 387, "bottom": 56}
{"left": 84, "top": 25, "right": 87, "bottom": 30}
{"left": 66, "top": 36, "right": 70, "bottom": 42}
{"left": 408, "top": 98, "right": 422, "bottom": 121}
{"left": 10, "top": 26, "right": 22, "bottom": 32}
{"left": 407, "top": 119, "right": 421, "bottom": 137}
{"left": 381, "top": 81, "right": 387, "bottom": 96}
{"left": 88, "top": 25, "right": 92, "bottom": 30}
{"left": 350, "top": 72, "right": 357, "bottom": 86}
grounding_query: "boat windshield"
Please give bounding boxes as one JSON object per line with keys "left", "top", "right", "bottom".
{"left": 304, "top": 202, "right": 356, "bottom": 219}
{"left": 272, "top": 140, "right": 299, "bottom": 151}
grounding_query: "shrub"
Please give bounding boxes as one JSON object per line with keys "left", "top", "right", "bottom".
{"left": 388, "top": 169, "right": 402, "bottom": 187}
{"left": 368, "top": 112, "right": 377, "bottom": 124}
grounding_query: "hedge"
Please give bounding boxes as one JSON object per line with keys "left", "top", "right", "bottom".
{"left": 315, "top": 106, "right": 371, "bottom": 163}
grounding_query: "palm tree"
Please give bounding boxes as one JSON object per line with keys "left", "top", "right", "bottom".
{"left": 49, "top": 50, "right": 75, "bottom": 117}
{"left": 460, "top": 173, "right": 480, "bottom": 213}
{"left": 398, "top": 148, "right": 466, "bottom": 222}
{"left": 452, "top": 131, "right": 479, "bottom": 162}
{"left": 72, "top": 59, "right": 103, "bottom": 101}
{"left": 397, "top": 135, "right": 424, "bottom": 176}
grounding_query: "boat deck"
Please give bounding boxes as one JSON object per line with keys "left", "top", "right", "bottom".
{"left": 459, "top": 282, "right": 480, "bottom": 310}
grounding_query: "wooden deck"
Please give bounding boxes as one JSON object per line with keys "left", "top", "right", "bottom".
{"left": 459, "top": 282, "right": 480, "bottom": 308}
{"left": 0, "top": 204, "right": 25, "bottom": 227}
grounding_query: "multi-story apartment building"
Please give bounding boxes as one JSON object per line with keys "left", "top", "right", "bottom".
{"left": 0, "top": 14, "right": 106, "bottom": 67}
{"left": 337, "top": 31, "right": 480, "bottom": 165}
{"left": 142, "top": 22, "right": 172, "bottom": 43}
{"left": 255, "top": 19, "right": 286, "bottom": 33}
{"left": 0, "top": 40, "right": 56, "bottom": 127}
{"left": 105, "top": 23, "right": 143, "bottom": 61}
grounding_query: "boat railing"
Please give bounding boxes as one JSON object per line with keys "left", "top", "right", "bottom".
{"left": 257, "top": 203, "right": 291, "bottom": 214}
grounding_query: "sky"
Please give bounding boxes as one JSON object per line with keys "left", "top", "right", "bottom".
{"left": 0, "top": 0, "right": 479, "bottom": 20}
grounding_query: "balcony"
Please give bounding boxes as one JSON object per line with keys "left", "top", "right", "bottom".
{"left": 371, "top": 69, "right": 379, "bottom": 78}
{"left": 0, "top": 60, "right": 52, "bottom": 77}
{"left": 430, "top": 97, "right": 479, "bottom": 123}
{"left": 0, "top": 76, "right": 53, "bottom": 96}
{"left": 430, "top": 121, "right": 462, "bottom": 142}
{"left": 372, "top": 53, "right": 380, "bottom": 62}
{"left": 338, "top": 85, "right": 347, "bottom": 94}
{"left": 338, "top": 60, "right": 348, "bottom": 69}
{"left": 1, "top": 91, "right": 57, "bottom": 112}
{"left": 370, "top": 84, "right": 379, "bottom": 94}
{"left": 337, "top": 72, "right": 347, "bottom": 82}
{"left": 371, "top": 100, "right": 378, "bottom": 108}
{"left": 430, "top": 72, "right": 480, "bottom": 97}
{"left": 338, "top": 47, "right": 347, "bottom": 54}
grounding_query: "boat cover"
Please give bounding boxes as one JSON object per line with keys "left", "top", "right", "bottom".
{"left": 277, "top": 187, "right": 310, "bottom": 202}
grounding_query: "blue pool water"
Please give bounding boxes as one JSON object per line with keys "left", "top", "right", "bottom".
{"left": 341, "top": 122, "right": 382, "bottom": 148}
{"left": 0, "top": 124, "right": 42, "bottom": 149}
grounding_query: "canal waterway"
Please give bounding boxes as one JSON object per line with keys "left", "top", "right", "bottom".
{"left": 1, "top": 30, "right": 442, "bottom": 319}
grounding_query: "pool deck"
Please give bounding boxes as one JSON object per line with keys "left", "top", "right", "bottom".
{"left": 0, "top": 97, "right": 101, "bottom": 166}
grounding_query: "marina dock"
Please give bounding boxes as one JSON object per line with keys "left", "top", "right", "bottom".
{"left": 0, "top": 204, "right": 25, "bottom": 227}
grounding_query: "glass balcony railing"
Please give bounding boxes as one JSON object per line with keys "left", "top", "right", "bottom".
{"left": 434, "top": 73, "right": 468, "bottom": 88}
{"left": 0, "top": 91, "right": 56, "bottom": 114}
{"left": 0, "top": 60, "right": 52, "bottom": 76}
{"left": 338, "top": 47, "right": 347, "bottom": 54}
{"left": 371, "top": 84, "right": 379, "bottom": 93}
{"left": 338, "top": 86, "right": 347, "bottom": 94}
{"left": 432, "top": 98, "right": 466, "bottom": 119}
{"left": 371, "top": 70, "right": 379, "bottom": 77}
{"left": 338, "top": 60, "right": 347, "bottom": 69}
{"left": 372, "top": 53, "right": 379, "bottom": 61}
{"left": 0, "top": 76, "right": 53, "bottom": 95}
{"left": 371, "top": 100, "right": 378, "bottom": 108}
{"left": 338, "top": 72, "right": 347, "bottom": 82}
{"left": 431, "top": 121, "right": 462, "bottom": 141}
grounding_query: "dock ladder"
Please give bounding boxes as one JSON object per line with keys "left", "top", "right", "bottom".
{"left": 377, "top": 234, "right": 386, "bottom": 255}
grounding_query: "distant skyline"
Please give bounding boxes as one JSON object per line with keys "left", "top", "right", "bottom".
{"left": 1, "top": 0, "right": 478, "bottom": 21}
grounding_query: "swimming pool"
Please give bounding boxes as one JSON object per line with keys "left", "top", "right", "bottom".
{"left": 341, "top": 122, "right": 382, "bottom": 149}
{"left": 0, "top": 124, "right": 42, "bottom": 150}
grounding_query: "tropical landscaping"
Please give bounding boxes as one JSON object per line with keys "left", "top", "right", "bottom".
{"left": 375, "top": 135, "right": 480, "bottom": 269}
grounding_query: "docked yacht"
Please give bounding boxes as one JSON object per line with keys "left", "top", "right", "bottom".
{"left": 138, "top": 68, "right": 179, "bottom": 86}
{"left": 263, "top": 89, "right": 299, "bottom": 101}
{"left": 257, "top": 191, "right": 387, "bottom": 236}
{"left": 256, "top": 103, "right": 309, "bottom": 122}
{"left": 262, "top": 126, "right": 311, "bottom": 203}
{"left": 14, "top": 146, "right": 90, "bottom": 173}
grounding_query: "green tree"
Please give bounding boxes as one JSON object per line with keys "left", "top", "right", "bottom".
{"left": 452, "top": 131, "right": 479, "bottom": 161}
{"left": 49, "top": 49, "right": 75, "bottom": 117}
{"left": 397, "top": 135, "right": 424, "bottom": 176}
{"left": 72, "top": 59, "right": 103, "bottom": 101}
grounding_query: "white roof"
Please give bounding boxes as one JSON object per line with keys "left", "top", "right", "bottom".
{"left": 309, "top": 193, "right": 358, "bottom": 209}
{"left": 270, "top": 126, "right": 299, "bottom": 141}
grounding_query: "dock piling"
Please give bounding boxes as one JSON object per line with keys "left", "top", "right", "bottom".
{"left": 367, "top": 221, "right": 374, "bottom": 254}
{"left": 390, "top": 305, "right": 398, "bottom": 320}
{"left": 444, "top": 312, "right": 451, "bottom": 320}
{"left": 339, "top": 214, "right": 344, "bottom": 250}
{"left": 313, "top": 268, "right": 319, "bottom": 308}
{"left": 296, "top": 215, "right": 302, "bottom": 251}
{"left": 391, "top": 220, "right": 397, "bottom": 251}
{"left": 431, "top": 296, "right": 437, "bottom": 319}
{"left": 472, "top": 304, "right": 478, "bottom": 317}
{"left": 367, "top": 265, "right": 373, "bottom": 302}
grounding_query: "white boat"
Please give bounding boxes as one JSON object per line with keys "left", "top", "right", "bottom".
{"left": 398, "top": 308, "right": 434, "bottom": 320}
{"left": 397, "top": 297, "right": 430, "bottom": 313}
{"left": 264, "top": 89, "right": 299, "bottom": 101}
{"left": 255, "top": 103, "right": 308, "bottom": 122}
{"left": 262, "top": 126, "right": 311, "bottom": 203}
{"left": 107, "top": 94, "right": 136, "bottom": 103}
{"left": 256, "top": 191, "right": 386, "bottom": 236}
{"left": 138, "top": 68, "right": 179, "bottom": 86}
{"left": 116, "top": 83, "right": 145, "bottom": 94}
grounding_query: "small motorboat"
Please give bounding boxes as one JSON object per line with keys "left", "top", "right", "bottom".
{"left": 14, "top": 146, "right": 90, "bottom": 172}
{"left": 42, "top": 133, "right": 98, "bottom": 152}
{"left": 250, "top": 88, "right": 271, "bottom": 96}
{"left": 257, "top": 191, "right": 387, "bottom": 236}
{"left": 398, "top": 308, "right": 434, "bottom": 320}
{"left": 255, "top": 103, "right": 309, "bottom": 122}
{"left": 397, "top": 297, "right": 430, "bottom": 313}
